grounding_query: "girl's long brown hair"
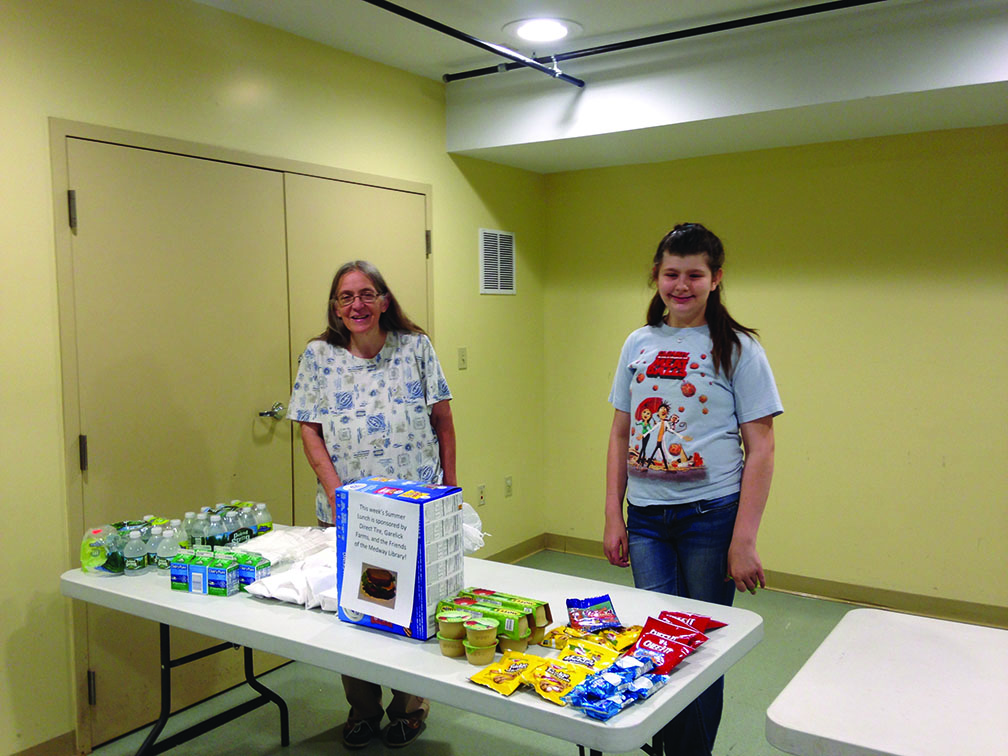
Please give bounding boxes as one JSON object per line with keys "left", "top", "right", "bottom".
{"left": 646, "top": 223, "right": 758, "bottom": 377}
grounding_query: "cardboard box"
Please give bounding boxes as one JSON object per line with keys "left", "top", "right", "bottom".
{"left": 235, "top": 552, "right": 271, "bottom": 592}
{"left": 460, "top": 588, "right": 553, "bottom": 629}
{"left": 207, "top": 555, "right": 239, "bottom": 597}
{"left": 169, "top": 552, "right": 193, "bottom": 592}
{"left": 188, "top": 553, "right": 215, "bottom": 594}
{"left": 436, "top": 596, "right": 531, "bottom": 640}
{"left": 335, "top": 477, "right": 464, "bottom": 640}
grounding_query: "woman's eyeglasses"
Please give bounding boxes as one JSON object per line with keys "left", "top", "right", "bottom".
{"left": 335, "top": 290, "right": 382, "bottom": 306}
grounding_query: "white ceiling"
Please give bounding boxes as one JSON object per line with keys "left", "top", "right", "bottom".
{"left": 193, "top": 0, "right": 1008, "bottom": 172}
{"left": 194, "top": 0, "right": 818, "bottom": 82}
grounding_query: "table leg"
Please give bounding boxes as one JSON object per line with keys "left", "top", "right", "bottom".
{"left": 133, "top": 623, "right": 290, "bottom": 755}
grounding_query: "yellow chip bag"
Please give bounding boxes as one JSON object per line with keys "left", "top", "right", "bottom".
{"left": 528, "top": 659, "right": 591, "bottom": 706}
{"left": 558, "top": 638, "right": 620, "bottom": 673}
{"left": 470, "top": 652, "right": 547, "bottom": 696}
{"left": 539, "top": 625, "right": 589, "bottom": 649}
{"left": 593, "top": 625, "right": 643, "bottom": 652}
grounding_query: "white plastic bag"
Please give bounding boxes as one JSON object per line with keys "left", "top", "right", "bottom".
{"left": 461, "top": 501, "right": 488, "bottom": 554}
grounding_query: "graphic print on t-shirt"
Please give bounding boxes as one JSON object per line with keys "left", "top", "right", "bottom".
{"left": 630, "top": 350, "right": 707, "bottom": 479}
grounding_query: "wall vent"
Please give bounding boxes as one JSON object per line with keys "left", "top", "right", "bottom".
{"left": 479, "top": 229, "right": 515, "bottom": 294}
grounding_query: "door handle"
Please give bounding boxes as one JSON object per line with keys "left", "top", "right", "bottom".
{"left": 258, "top": 402, "right": 285, "bottom": 419}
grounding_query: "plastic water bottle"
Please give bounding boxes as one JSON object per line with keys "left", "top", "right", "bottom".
{"left": 238, "top": 504, "right": 258, "bottom": 536}
{"left": 190, "top": 512, "right": 210, "bottom": 549}
{"left": 207, "top": 514, "right": 226, "bottom": 549}
{"left": 182, "top": 511, "right": 197, "bottom": 547}
{"left": 155, "top": 528, "right": 179, "bottom": 574}
{"left": 168, "top": 519, "right": 184, "bottom": 549}
{"left": 254, "top": 502, "right": 274, "bottom": 535}
{"left": 146, "top": 526, "right": 163, "bottom": 567}
{"left": 123, "top": 530, "right": 148, "bottom": 575}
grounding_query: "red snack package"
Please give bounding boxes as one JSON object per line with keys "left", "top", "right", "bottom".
{"left": 639, "top": 615, "right": 708, "bottom": 649}
{"left": 630, "top": 629, "right": 694, "bottom": 675}
{"left": 659, "top": 610, "right": 727, "bottom": 633}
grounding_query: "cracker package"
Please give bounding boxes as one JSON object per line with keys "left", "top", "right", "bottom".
{"left": 526, "top": 659, "right": 591, "bottom": 706}
{"left": 470, "top": 652, "right": 546, "bottom": 696}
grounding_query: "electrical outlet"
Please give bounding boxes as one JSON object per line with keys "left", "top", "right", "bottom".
{"left": 504, "top": 476, "right": 513, "bottom": 497}
{"left": 477, "top": 484, "right": 486, "bottom": 506}
{"left": 458, "top": 346, "right": 468, "bottom": 370}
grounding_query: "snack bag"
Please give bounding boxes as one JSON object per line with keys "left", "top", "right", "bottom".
{"left": 591, "top": 625, "right": 643, "bottom": 652}
{"left": 566, "top": 595, "right": 622, "bottom": 633}
{"left": 638, "top": 615, "right": 708, "bottom": 649}
{"left": 558, "top": 638, "right": 620, "bottom": 674}
{"left": 631, "top": 630, "right": 694, "bottom": 675}
{"left": 470, "top": 652, "right": 546, "bottom": 696}
{"left": 527, "top": 660, "right": 591, "bottom": 706}
{"left": 540, "top": 625, "right": 589, "bottom": 649}
{"left": 658, "top": 610, "right": 727, "bottom": 632}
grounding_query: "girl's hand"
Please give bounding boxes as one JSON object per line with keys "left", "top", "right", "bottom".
{"left": 726, "top": 540, "right": 765, "bottom": 594}
{"left": 603, "top": 516, "right": 630, "bottom": 568}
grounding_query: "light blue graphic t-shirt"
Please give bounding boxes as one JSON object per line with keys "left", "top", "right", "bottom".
{"left": 609, "top": 324, "right": 782, "bottom": 506}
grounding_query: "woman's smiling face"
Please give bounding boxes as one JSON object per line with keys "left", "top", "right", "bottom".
{"left": 334, "top": 269, "right": 387, "bottom": 336}
{"left": 655, "top": 252, "right": 722, "bottom": 328}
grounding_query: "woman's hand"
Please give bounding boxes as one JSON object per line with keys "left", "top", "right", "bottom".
{"left": 726, "top": 539, "right": 765, "bottom": 594}
{"left": 603, "top": 514, "right": 630, "bottom": 567}
{"left": 727, "top": 415, "right": 775, "bottom": 594}
{"left": 298, "top": 421, "right": 342, "bottom": 523}
{"left": 604, "top": 409, "right": 632, "bottom": 568}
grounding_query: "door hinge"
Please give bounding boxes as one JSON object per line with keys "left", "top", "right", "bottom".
{"left": 68, "top": 189, "right": 78, "bottom": 232}
{"left": 87, "top": 669, "right": 97, "bottom": 706}
{"left": 79, "top": 434, "right": 88, "bottom": 472}
{"left": 425, "top": 229, "right": 432, "bottom": 258}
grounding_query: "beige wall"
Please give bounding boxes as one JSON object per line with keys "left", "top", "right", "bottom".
{"left": 1, "top": 1, "right": 547, "bottom": 752}
{"left": 542, "top": 126, "right": 1008, "bottom": 607}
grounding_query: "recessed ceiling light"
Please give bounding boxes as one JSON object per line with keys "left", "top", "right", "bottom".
{"left": 503, "top": 18, "right": 582, "bottom": 44}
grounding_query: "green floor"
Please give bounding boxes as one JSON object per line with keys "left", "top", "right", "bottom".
{"left": 92, "top": 551, "right": 855, "bottom": 756}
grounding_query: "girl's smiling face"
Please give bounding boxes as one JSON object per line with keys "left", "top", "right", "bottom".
{"left": 655, "top": 252, "right": 722, "bottom": 328}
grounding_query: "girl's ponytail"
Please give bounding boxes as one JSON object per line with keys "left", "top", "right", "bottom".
{"left": 647, "top": 223, "right": 758, "bottom": 377}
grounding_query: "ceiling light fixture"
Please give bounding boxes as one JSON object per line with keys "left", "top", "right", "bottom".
{"left": 503, "top": 18, "right": 582, "bottom": 44}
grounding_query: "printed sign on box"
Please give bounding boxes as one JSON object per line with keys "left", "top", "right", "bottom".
{"left": 335, "top": 477, "right": 464, "bottom": 640}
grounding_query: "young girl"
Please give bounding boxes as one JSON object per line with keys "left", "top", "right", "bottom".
{"left": 603, "top": 223, "right": 782, "bottom": 755}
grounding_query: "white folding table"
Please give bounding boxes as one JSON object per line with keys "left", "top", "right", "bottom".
{"left": 62, "top": 557, "right": 763, "bottom": 755}
{"left": 766, "top": 607, "right": 1008, "bottom": 756}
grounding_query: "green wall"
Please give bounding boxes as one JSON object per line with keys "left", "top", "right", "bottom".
{"left": 542, "top": 127, "right": 1008, "bottom": 606}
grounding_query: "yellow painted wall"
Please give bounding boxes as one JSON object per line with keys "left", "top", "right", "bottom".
{"left": 0, "top": 1, "right": 546, "bottom": 752}
{"left": 542, "top": 126, "right": 1008, "bottom": 607}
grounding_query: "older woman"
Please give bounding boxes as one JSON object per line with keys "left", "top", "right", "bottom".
{"left": 288, "top": 260, "right": 456, "bottom": 749}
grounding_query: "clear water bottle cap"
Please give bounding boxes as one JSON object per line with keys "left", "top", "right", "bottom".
{"left": 162, "top": 529, "right": 174, "bottom": 538}
{"left": 129, "top": 530, "right": 142, "bottom": 539}
{"left": 185, "top": 511, "right": 196, "bottom": 517}
{"left": 151, "top": 526, "right": 162, "bottom": 535}
{"left": 256, "top": 502, "right": 266, "bottom": 510}
{"left": 197, "top": 513, "right": 208, "bottom": 520}
{"left": 210, "top": 515, "right": 221, "bottom": 522}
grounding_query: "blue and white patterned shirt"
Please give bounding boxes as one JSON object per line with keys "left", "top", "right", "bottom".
{"left": 287, "top": 331, "right": 452, "bottom": 522}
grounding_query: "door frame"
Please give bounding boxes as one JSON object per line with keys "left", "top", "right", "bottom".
{"left": 49, "top": 118, "right": 433, "bottom": 752}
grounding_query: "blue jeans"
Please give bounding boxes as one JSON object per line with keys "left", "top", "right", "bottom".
{"left": 626, "top": 494, "right": 739, "bottom": 756}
